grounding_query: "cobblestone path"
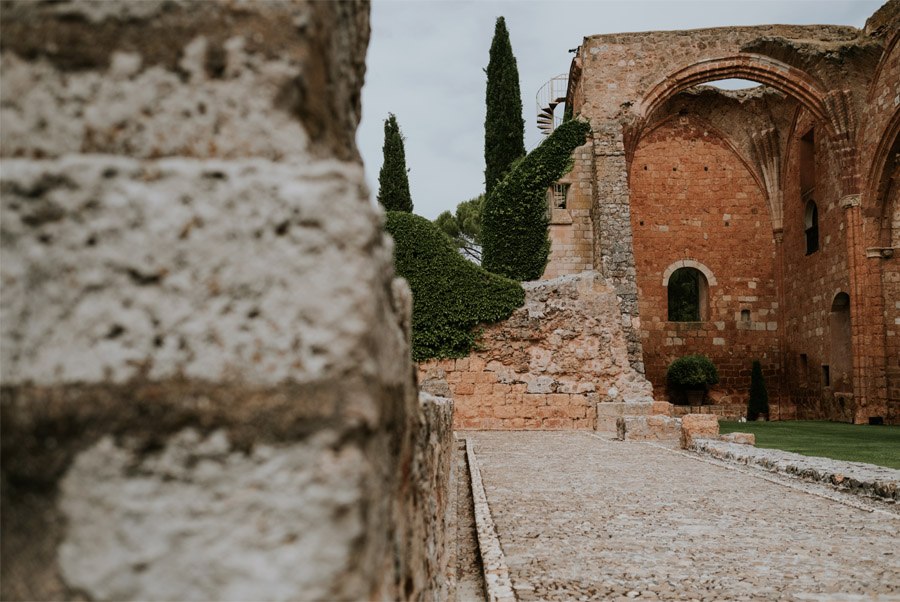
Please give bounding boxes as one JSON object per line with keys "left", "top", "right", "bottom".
{"left": 465, "top": 431, "right": 900, "bottom": 601}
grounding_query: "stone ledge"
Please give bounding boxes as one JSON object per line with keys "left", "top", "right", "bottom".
{"left": 690, "top": 439, "right": 900, "bottom": 503}
{"left": 615, "top": 415, "right": 681, "bottom": 441}
{"left": 465, "top": 439, "right": 517, "bottom": 602}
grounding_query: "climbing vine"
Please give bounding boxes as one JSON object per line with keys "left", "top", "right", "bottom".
{"left": 385, "top": 211, "right": 524, "bottom": 361}
{"left": 481, "top": 119, "right": 591, "bottom": 281}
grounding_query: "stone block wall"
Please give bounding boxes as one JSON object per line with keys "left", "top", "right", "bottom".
{"left": 419, "top": 273, "right": 654, "bottom": 430}
{"left": 543, "top": 142, "right": 594, "bottom": 279}
{"left": 0, "top": 1, "right": 453, "bottom": 600}
{"left": 629, "top": 118, "right": 782, "bottom": 403}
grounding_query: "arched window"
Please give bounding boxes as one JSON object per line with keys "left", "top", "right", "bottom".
{"left": 667, "top": 267, "right": 709, "bottom": 322}
{"left": 805, "top": 200, "right": 819, "bottom": 255}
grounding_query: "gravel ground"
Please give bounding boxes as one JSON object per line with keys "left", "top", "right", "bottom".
{"left": 464, "top": 431, "right": 900, "bottom": 602}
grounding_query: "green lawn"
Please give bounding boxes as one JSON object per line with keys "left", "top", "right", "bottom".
{"left": 718, "top": 420, "right": 900, "bottom": 469}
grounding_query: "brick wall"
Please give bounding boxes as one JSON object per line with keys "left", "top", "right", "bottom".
{"left": 629, "top": 118, "right": 782, "bottom": 405}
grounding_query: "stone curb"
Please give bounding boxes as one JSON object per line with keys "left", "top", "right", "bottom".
{"left": 691, "top": 439, "right": 900, "bottom": 503}
{"left": 465, "top": 439, "right": 517, "bottom": 602}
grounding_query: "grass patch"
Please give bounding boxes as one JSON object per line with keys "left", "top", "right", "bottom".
{"left": 719, "top": 420, "right": 900, "bottom": 469}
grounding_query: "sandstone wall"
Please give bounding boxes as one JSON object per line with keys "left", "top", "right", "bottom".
{"left": 420, "top": 273, "right": 653, "bottom": 430}
{"left": 0, "top": 1, "right": 453, "bottom": 600}
{"left": 629, "top": 118, "right": 782, "bottom": 404}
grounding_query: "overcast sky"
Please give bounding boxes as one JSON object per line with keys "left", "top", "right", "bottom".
{"left": 357, "top": 0, "right": 883, "bottom": 220}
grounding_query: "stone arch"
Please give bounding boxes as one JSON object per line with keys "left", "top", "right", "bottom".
{"left": 638, "top": 54, "right": 833, "bottom": 135}
{"left": 662, "top": 259, "right": 717, "bottom": 287}
{"left": 864, "top": 106, "right": 900, "bottom": 247}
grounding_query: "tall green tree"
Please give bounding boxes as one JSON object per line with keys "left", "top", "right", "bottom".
{"left": 747, "top": 360, "right": 770, "bottom": 420}
{"left": 435, "top": 194, "right": 484, "bottom": 263}
{"left": 377, "top": 113, "right": 413, "bottom": 212}
{"left": 484, "top": 16, "right": 525, "bottom": 197}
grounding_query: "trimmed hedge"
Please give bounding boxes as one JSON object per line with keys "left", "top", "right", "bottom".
{"left": 667, "top": 354, "right": 719, "bottom": 387}
{"left": 385, "top": 211, "right": 524, "bottom": 361}
{"left": 481, "top": 119, "right": 591, "bottom": 281}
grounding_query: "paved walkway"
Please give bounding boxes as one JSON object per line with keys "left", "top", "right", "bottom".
{"left": 465, "top": 431, "right": 900, "bottom": 601}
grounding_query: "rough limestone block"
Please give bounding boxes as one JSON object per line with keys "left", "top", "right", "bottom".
{"left": 681, "top": 414, "right": 720, "bottom": 449}
{"left": 616, "top": 415, "right": 681, "bottom": 441}
{"left": 0, "top": 2, "right": 452, "bottom": 601}
{"left": 598, "top": 401, "right": 654, "bottom": 431}
{"left": 719, "top": 432, "right": 756, "bottom": 445}
{"left": 651, "top": 401, "right": 674, "bottom": 416}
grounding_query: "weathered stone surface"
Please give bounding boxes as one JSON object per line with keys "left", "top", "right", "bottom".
{"left": 692, "top": 439, "right": 900, "bottom": 502}
{"left": 0, "top": 2, "right": 454, "bottom": 601}
{"left": 597, "top": 401, "right": 654, "bottom": 431}
{"left": 615, "top": 415, "right": 681, "bottom": 441}
{"left": 680, "top": 413, "right": 719, "bottom": 449}
{"left": 419, "top": 272, "right": 654, "bottom": 430}
{"left": 467, "top": 431, "right": 900, "bottom": 600}
{"left": 719, "top": 432, "right": 756, "bottom": 445}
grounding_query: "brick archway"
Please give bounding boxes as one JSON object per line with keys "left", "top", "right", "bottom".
{"left": 637, "top": 54, "right": 833, "bottom": 135}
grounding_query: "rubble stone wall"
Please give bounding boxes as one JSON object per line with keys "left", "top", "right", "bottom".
{"left": 0, "top": 1, "right": 453, "bottom": 600}
{"left": 419, "top": 273, "right": 653, "bottom": 430}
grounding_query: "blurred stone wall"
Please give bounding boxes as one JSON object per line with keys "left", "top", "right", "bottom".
{"left": 0, "top": 1, "right": 452, "bottom": 600}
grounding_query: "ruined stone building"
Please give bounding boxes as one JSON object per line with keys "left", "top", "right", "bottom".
{"left": 420, "top": 1, "right": 899, "bottom": 430}
{"left": 538, "top": 1, "right": 900, "bottom": 425}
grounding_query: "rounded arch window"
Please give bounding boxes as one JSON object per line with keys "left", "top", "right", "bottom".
{"left": 805, "top": 200, "right": 819, "bottom": 255}
{"left": 667, "top": 267, "right": 709, "bottom": 322}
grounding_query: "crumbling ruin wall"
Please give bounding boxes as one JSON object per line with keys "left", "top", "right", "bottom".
{"left": 420, "top": 272, "right": 654, "bottom": 430}
{"left": 0, "top": 1, "right": 453, "bottom": 600}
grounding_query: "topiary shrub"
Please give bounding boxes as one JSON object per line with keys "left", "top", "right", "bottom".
{"left": 667, "top": 354, "right": 719, "bottom": 405}
{"left": 385, "top": 211, "right": 524, "bottom": 361}
{"left": 481, "top": 119, "right": 591, "bottom": 281}
{"left": 747, "top": 360, "right": 770, "bottom": 420}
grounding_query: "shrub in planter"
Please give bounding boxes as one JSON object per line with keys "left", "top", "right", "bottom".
{"left": 667, "top": 354, "right": 719, "bottom": 405}
{"left": 747, "top": 360, "right": 770, "bottom": 420}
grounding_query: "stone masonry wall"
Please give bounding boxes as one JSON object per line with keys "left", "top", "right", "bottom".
{"left": 419, "top": 273, "right": 653, "bottom": 430}
{"left": 0, "top": 2, "right": 453, "bottom": 600}
{"left": 543, "top": 141, "right": 594, "bottom": 279}
{"left": 629, "top": 118, "right": 782, "bottom": 405}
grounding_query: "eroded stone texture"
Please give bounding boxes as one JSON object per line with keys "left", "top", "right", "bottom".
{"left": 680, "top": 413, "right": 720, "bottom": 449}
{"left": 419, "top": 272, "right": 653, "bottom": 430}
{"left": 0, "top": 1, "right": 454, "bottom": 600}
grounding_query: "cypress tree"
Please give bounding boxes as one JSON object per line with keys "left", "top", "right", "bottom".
{"left": 747, "top": 360, "right": 770, "bottom": 420}
{"left": 484, "top": 16, "right": 525, "bottom": 197}
{"left": 377, "top": 113, "right": 413, "bottom": 212}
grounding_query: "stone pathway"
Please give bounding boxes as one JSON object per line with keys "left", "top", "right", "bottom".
{"left": 465, "top": 431, "right": 900, "bottom": 601}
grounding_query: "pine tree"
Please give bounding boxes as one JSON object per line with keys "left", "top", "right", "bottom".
{"left": 377, "top": 113, "right": 413, "bottom": 212}
{"left": 747, "top": 360, "right": 770, "bottom": 420}
{"left": 484, "top": 16, "right": 525, "bottom": 197}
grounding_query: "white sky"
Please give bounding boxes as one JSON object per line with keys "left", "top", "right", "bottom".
{"left": 357, "top": 0, "right": 883, "bottom": 220}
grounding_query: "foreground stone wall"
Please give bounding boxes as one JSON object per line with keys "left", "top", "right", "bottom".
{"left": 0, "top": 1, "right": 453, "bottom": 600}
{"left": 420, "top": 273, "right": 653, "bottom": 430}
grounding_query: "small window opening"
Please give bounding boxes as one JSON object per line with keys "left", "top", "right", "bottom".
{"left": 740, "top": 309, "right": 751, "bottom": 322}
{"left": 822, "top": 365, "right": 830, "bottom": 387}
{"left": 550, "top": 183, "right": 570, "bottom": 209}
{"left": 667, "top": 267, "right": 709, "bottom": 322}
{"left": 805, "top": 200, "right": 819, "bottom": 255}
{"left": 800, "top": 128, "right": 816, "bottom": 197}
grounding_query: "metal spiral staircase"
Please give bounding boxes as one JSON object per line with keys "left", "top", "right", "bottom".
{"left": 536, "top": 74, "right": 568, "bottom": 136}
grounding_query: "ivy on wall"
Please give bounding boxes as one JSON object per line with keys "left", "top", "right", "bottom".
{"left": 481, "top": 119, "right": 591, "bottom": 281}
{"left": 385, "top": 211, "right": 524, "bottom": 361}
